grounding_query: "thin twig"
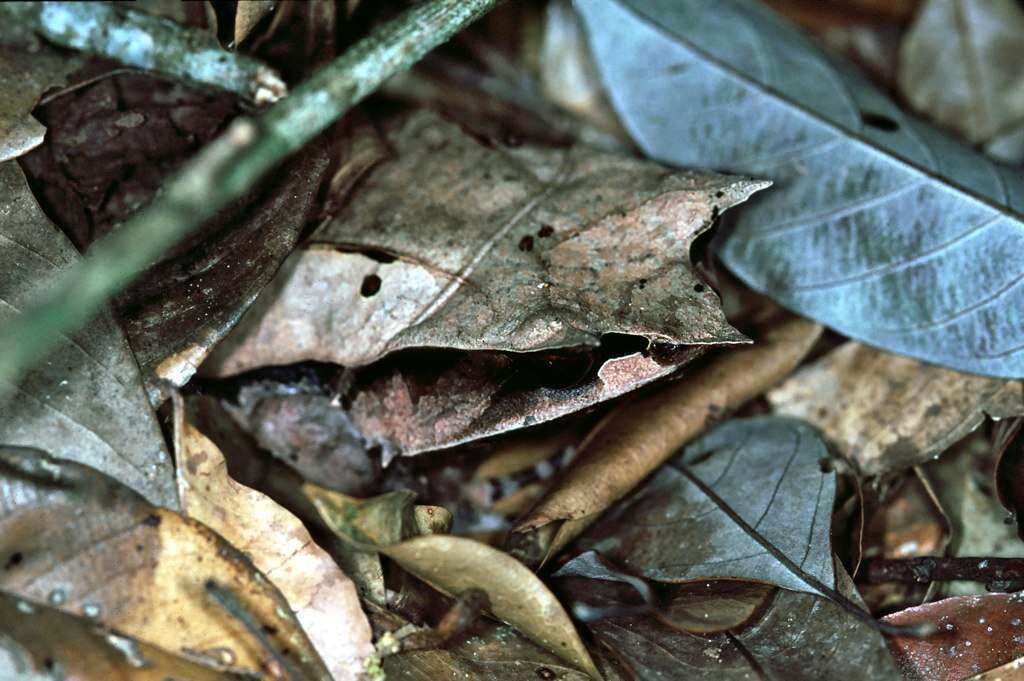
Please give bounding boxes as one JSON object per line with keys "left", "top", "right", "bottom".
{"left": 866, "top": 556, "right": 1024, "bottom": 590}
{"left": 0, "top": 2, "right": 284, "bottom": 102}
{"left": 0, "top": 0, "right": 500, "bottom": 393}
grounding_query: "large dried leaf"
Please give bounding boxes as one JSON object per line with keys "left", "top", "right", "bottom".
{"left": 557, "top": 563, "right": 900, "bottom": 681}
{"left": 769, "top": 342, "right": 1024, "bottom": 476}
{"left": 575, "top": 416, "right": 836, "bottom": 594}
{"left": 0, "top": 590, "right": 247, "bottom": 680}
{"left": 346, "top": 342, "right": 704, "bottom": 458}
{"left": 883, "top": 593, "right": 1024, "bottom": 680}
{"left": 0, "top": 446, "right": 331, "bottom": 680}
{"left": 579, "top": 0, "right": 1024, "bottom": 378}
{"left": 307, "top": 485, "right": 601, "bottom": 679}
{"left": 899, "top": 0, "right": 1024, "bottom": 162}
{"left": 0, "top": 47, "right": 80, "bottom": 162}
{"left": 205, "top": 111, "right": 764, "bottom": 375}
{"left": 0, "top": 161, "right": 175, "bottom": 507}
{"left": 175, "top": 410, "right": 373, "bottom": 681}
{"left": 118, "top": 145, "right": 332, "bottom": 397}
{"left": 512, "top": 316, "right": 821, "bottom": 565}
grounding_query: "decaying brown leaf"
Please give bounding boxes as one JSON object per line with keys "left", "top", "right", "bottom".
{"left": 0, "top": 590, "right": 247, "bottom": 680}
{"left": 0, "top": 161, "right": 175, "bottom": 507}
{"left": 0, "top": 446, "right": 331, "bottom": 680}
{"left": 0, "top": 46, "right": 80, "bottom": 162}
{"left": 512, "top": 316, "right": 822, "bottom": 565}
{"left": 307, "top": 485, "right": 601, "bottom": 679}
{"left": 205, "top": 110, "right": 765, "bottom": 375}
{"left": 883, "top": 593, "right": 1024, "bottom": 680}
{"left": 233, "top": 0, "right": 275, "bottom": 45}
{"left": 769, "top": 341, "right": 1024, "bottom": 476}
{"left": 556, "top": 557, "right": 901, "bottom": 681}
{"left": 120, "top": 145, "right": 332, "bottom": 398}
{"left": 175, "top": 406, "right": 373, "bottom": 681}
{"left": 899, "top": 0, "right": 1024, "bottom": 162}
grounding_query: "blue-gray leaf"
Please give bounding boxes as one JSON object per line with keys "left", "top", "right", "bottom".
{"left": 577, "top": 0, "right": 1024, "bottom": 378}
{"left": 575, "top": 416, "right": 836, "bottom": 595}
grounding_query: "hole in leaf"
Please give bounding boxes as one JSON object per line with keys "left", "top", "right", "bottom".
{"left": 4, "top": 552, "right": 22, "bottom": 570}
{"left": 861, "top": 112, "right": 900, "bottom": 132}
{"left": 360, "top": 274, "right": 382, "bottom": 297}
{"left": 693, "top": 283, "right": 706, "bottom": 293}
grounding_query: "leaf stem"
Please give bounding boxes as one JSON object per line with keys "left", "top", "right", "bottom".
{"left": 0, "top": 2, "right": 284, "bottom": 102}
{"left": 0, "top": 0, "right": 499, "bottom": 392}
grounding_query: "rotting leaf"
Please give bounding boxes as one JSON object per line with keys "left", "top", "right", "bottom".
{"left": 0, "top": 446, "right": 331, "bottom": 680}
{"left": 383, "top": 619, "right": 597, "bottom": 681}
{"left": 233, "top": 0, "right": 275, "bottom": 46}
{"left": 556, "top": 560, "right": 901, "bottom": 681}
{"left": 0, "top": 590, "right": 248, "bottom": 680}
{"left": 118, "top": 144, "right": 333, "bottom": 399}
{"left": 572, "top": 417, "right": 837, "bottom": 595}
{"left": 899, "top": 0, "right": 1024, "bottom": 162}
{"left": 579, "top": 0, "right": 1024, "bottom": 378}
{"left": 204, "top": 110, "right": 765, "bottom": 375}
{"left": 345, "top": 341, "right": 704, "bottom": 459}
{"left": 512, "top": 316, "right": 821, "bottom": 565}
{"left": 883, "top": 593, "right": 1024, "bottom": 681}
{"left": 175, "top": 405, "right": 374, "bottom": 681}
{"left": 0, "top": 161, "right": 175, "bottom": 507}
{"left": 0, "top": 46, "right": 81, "bottom": 162}
{"left": 769, "top": 341, "right": 1024, "bottom": 476}
{"left": 307, "top": 485, "right": 602, "bottom": 679}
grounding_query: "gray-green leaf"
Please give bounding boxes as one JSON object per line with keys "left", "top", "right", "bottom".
{"left": 578, "top": 0, "right": 1024, "bottom": 378}
{"left": 0, "top": 162, "right": 175, "bottom": 507}
{"left": 574, "top": 416, "right": 836, "bottom": 595}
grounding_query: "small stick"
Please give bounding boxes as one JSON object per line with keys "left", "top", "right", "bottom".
{"left": 0, "top": 2, "right": 284, "bottom": 102}
{"left": 0, "top": 0, "right": 500, "bottom": 392}
{"left": 866, "top": 556, "right": 1024, "bottom": 590}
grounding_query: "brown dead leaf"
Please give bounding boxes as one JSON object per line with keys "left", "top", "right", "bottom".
{"left": 175, "top": 405, "right": 373, "bottom": 681}
{"left": 0, "top": 590, "right": 247, "bottom": 680}
{"left": 307, "top": 485, "right": 601, "bottom": 679}
{"left": 512, "top": 315, "right": 822, "bottom": 565}
{"left": 884, "top": 593, "right": 1024, "bottom": 681}
{"left": 234, "top": 0, "right": 275, "bottom": 45}
{"left": 899, "top": 0, "right": 1024, "bottom": 162}
{"left": 204, "top": 110, "right": 765, "bottom": 375}
{"left": 0, "top": 446, "right": 331, "bottom": 680}
{"left": 768, "top": 341, "right": 1024, "bottom": 476}
{"left": 346, "top": 341, "right": 705, "bottom": 458}
{"left": 0, "top": 47, "right": 80, "bottom": 162}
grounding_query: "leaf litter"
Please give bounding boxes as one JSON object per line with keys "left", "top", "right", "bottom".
{"left": 5, "top": 1, "right": 1024, "bottom": 678}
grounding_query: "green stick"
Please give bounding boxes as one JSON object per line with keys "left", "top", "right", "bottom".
{"left": 0, "top": 0, "right": 499, "bottom": 391}
{"left": 0, "top": 2, "right": 284, "bottom": 102}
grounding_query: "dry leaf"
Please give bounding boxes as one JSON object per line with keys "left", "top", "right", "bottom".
{"left": 205, "top": 110, "right": 765, "bottom": 375}
{"left": 883, "top": 593, "right": 1024, "bottom": 680}
{"left": 0, "top": 446, "right": 330, "bottom": 680}
{"left": 0, "top": 590, "right": 247, "bottom": 680}
{"left": 513, "top": 316, "right": 821, "bottom": 564}
{"left": 557, "top": 563, "right": 901, "bottom": 680}
{"left": 0, "top": 161, "right": 175, "bottom": 507}
{"left": 0, "top": 47, "right": 80, "bottom": 162}
{"left": 307, "top": 485, "right": 601, "bottom": 679}
{"left": 175, "top": 407, "right": 373, "bottom": 681}
{"left": 769, "top": 341, "right": 1024, "bottom": 476}
{"left": 565, "top": 417, "right": 837, "bottom": 595}
{"left": 383, "top": 620, "right": 596, "bottom": 681}
{"left": 899, "top": 0, "right": 1024, "bottom": 162}
{"left": 346, "top": 341, "right": 704, "bottom": 458}
{"left": 234, "top": 0, "right": 275, "bottom": 45}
